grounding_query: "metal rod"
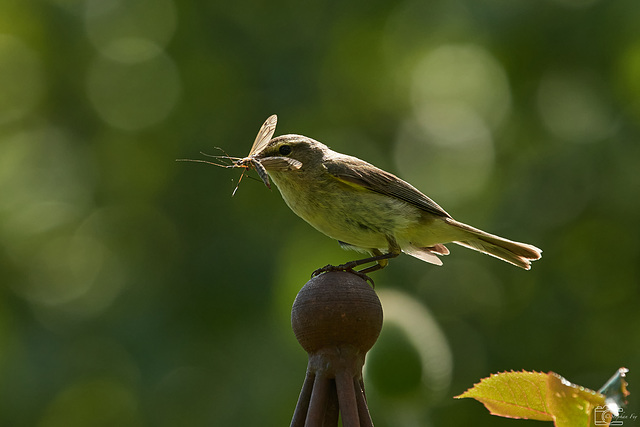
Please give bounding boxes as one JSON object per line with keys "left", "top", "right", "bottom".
{"left": 335, "top": 370, "right": 359, "bottom": 427}
{"left": 290, "top": 371, "right": 315, "bottom": 427}
{"left": 354, "top": 378, "right": 374, "bottom": 427}
{"left": 324, "top": 379, "right": 339, "bottom": 427}
{"left": 306, "top": 375, "right": 331, "bottom": 427}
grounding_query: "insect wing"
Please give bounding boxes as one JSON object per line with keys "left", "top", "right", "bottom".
{"left": 248, "top": 114, "right": 277, "bottom": 156}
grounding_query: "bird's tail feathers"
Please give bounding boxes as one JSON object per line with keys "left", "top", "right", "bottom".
{"left": 402, "top": 243, "right": 449, "bottom": 266}
{"left": 447, "top": 219, "right": 542, "bottom": 270}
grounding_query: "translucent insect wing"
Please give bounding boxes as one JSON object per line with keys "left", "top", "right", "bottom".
{"left": 248, "top": 114, "right": 277, "bottom": 156}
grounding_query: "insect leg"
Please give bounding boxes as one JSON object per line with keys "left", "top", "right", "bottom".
{"left": 231, "top": 168, "right": 248, "bottom": 197}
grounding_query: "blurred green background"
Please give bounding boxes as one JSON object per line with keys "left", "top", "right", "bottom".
{"left": 1, "top": 0, "right": 638, "bottom": 426}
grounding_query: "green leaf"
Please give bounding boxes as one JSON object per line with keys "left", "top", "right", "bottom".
{"left": 455, "top": 370, "right": 553, "bottom": 421}
{"left": 546, "top": 372, "right": 605, "bottom": 427}
{"left": 456, "top": 369, "right": 629, "bottom": 427}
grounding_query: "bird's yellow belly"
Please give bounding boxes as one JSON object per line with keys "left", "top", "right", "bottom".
{"left": 270, "top": 172, "right": 419, "bottom": 249}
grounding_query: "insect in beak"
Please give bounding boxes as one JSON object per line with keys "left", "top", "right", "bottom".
{"left": 230, "top": 156, "right": 271, "bottom": 196}
{"left": 176, "top": 115, "right": 279, "bottom": 196}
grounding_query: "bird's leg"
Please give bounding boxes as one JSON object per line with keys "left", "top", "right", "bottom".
{"left": 312, "top": 239, "right": 401, "bottom": 286}
{"left": 356, "top": 251, "right": 396, "bottom": 274}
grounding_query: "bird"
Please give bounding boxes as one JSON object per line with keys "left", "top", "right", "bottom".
{"left": 237, "top": 115, "right": 541, "bottom": 281}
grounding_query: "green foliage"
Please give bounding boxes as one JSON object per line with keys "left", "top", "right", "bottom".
{"left": 457, "top": 368, "right": 630, "bottom": 427}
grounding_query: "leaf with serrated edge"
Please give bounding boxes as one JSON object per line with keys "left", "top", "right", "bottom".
{"left": 547, "top": 372, "right": 605, "bottom": 427}
{"left": 455, "top": 370, "right": 553, "bottom": 421}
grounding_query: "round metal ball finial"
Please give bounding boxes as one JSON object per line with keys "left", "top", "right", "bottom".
{"left": 292, "top": 272, "right": 383, "bottom": 353}
{"left": 290, "top": 272, "right": 383, "bottom": 427}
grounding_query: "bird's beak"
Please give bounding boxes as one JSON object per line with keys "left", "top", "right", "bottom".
{"left": 256, "top": 156, "right": 303, "bottom": 172}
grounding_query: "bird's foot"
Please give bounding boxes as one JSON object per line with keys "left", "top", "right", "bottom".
{"left": 311, "top": 263, "right": 375, "bottom": 287}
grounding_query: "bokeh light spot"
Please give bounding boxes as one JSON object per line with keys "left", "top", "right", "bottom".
{"left": 86, "top": 50, "right": 181, "bottom": 131}
{"left": 0, "top": 127, "right": 90, "bottom": 247}
{"left": 26, "top": 234, "right": 105, "bottom": 306}
{"left": 396, "top": 43, "right": 508, "bottom": 206}
{"left": 537, "top": 71, "right": 616, "bottom": 142}
{"left": 85, "top": 0, "right": 176, "bottom": 62}
{"left": 411, "top": 44, "right": 511, "bottom": 129}
{"left": 393, "top": 115, "right": 494, "bottom": 207}
{"left": 99, "top": 37, "right": 164, "bottom": 64}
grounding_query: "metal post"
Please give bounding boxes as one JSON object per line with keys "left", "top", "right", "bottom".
{"left": 290, "top": 271, "right": 383, "bottom": 427}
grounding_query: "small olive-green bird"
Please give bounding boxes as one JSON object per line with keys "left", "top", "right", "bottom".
{"left": 233, "top": 115, "right": 541, "bottom": 277}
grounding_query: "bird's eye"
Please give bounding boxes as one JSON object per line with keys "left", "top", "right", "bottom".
{"left": 279, "top": 145, "right": 292, "bottom": 156}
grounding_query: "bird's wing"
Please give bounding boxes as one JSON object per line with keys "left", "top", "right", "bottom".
{"left": 323, "top": 156, "right": 451, "bottom": 218}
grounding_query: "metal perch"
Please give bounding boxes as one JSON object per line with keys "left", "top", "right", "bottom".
{"left": 290, "top": 271, "right": 383, "bottom": 427}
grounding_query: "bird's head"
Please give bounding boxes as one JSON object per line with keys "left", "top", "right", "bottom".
{"left": 253, "top": 135, "right": 327, "bottom": 173}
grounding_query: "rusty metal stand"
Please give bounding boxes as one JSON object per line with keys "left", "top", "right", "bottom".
{"left": 290, "top": 271, "right": 383, "bottom": 427}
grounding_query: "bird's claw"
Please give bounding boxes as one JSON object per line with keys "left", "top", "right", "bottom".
{"left": 311, "top": 264, "right": 375, "bottom": 287}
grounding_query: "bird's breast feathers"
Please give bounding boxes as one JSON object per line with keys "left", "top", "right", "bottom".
{"left": 268, "top": 168, "right": 421, "bottom": 249}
